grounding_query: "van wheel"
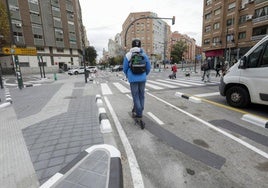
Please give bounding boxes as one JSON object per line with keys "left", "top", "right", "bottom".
{"left": 74, "top": 71, "right": 78, "bottom": 75}
{"left": 226, "top": 86, "right": 250, "bottom": 108}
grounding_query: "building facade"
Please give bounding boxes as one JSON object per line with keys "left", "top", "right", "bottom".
{"left": 0, "top": 0, "right": 86, "bottom": 74}
{"left": 171, "top": 31, "right": 197, "bottom": 63}
{"left": 121, "top": 11, "right": 171, "bottom": 63}
{"left": 202, "top": 0, "right": 268, "bottom": 63}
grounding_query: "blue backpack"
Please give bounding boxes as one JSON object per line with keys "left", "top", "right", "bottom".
{"left": 129, "top": 52, "right": 146, "bottom": 74}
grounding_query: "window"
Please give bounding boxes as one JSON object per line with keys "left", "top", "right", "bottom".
{"left": 227, "top": 18, "right": 234, "bottom": 26}
{"left": 30, "top": 10, "right": 39, "bottom": 16}
{"left": 34, "top": 34, "right": 42, "bottom": 39}
{"left": 252, "top": 25, "right": 268, "bottom": 36}
{"left": 55, "top": 28, "right": 63, "bottom": 35}
{"left": 238, "top": 32, "right": 246, "bottom": 39}
{"left": 247, "top": 43, "right": 265, "bottom": 68}
{"left": 206, "top": 0, "right": 212, "bottom": 6}
{"left": 28, "top": 0, "right": 38, "bottom": 4}
{"left": 213, "top": 22, "right": 220, "bottom": 30}
{"left": 204, "top": 39, "right": 210, "bottom": 45}
{"left": 52, "top": 6, "right": 60, "bottom": 12}
{"left": 261, "top": 43, "right": 268, "bottom": 67}
{"left": 205, "top": 25, "right": 211, "bottom": 32}
{"left": 214, "top": 8, "right": 221, "bottom": 16}
{"left": 57, "top": 48, "right": 64, "bottom": 52}
{"left": 56, "top": 38, "right": 63, "bottom": 42}
{"left": 213, "top": 37, "right": 220, "bottom": 44}
{"left": 36, "top": 47, "right": 44, "bottom": 51}
{"left": 239, "top": 15, "right": 247, "bottom": 24}
{"left": 228, "top": 2, "right": 235, "bottom": 11}
{"left": 13, "top": 32, "right": 23, "bottom": 37}
{"left": 205, "top": 12, "right": 212, "bottom": 20}
{"left": 254, "top": 6, "right": 268, "bottom": 18}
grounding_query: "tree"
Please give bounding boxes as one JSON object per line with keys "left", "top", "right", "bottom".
{"left": 0, "top": 2, "right": 10, "bottom": 46}
{"left": 85, "top": 46, "right": 97, "bottom": 65}
{"left": 170, "top": 40, "right": 187, "bottom": 64}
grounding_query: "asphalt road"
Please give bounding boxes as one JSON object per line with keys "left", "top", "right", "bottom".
{"left": 98, "top": 69, "right": 268, "bottom": 188}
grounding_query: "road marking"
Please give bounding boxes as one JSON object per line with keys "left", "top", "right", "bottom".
{"left": 104, "top": 96, "right": 144, "bottom": 188}
{"left": 113, "top": 82, "right": 130, "bottom": 93}
{"left": 164, "top": 79, "right": 203, "bottom": 86}
{"left": 190, "top": 96, "right": 268, "bottom": 128}
{"left": 145, "top": 82, "right": 163, "bottom": 90}
{"left": 126, "top": 94, "right": 132, "bottom": 100}
{"left": 194, "top": 92, "right": 220, "bottom": 97}
{"left": 147, "top": 112, "right": 164, "bottom": 125}
{"left": 147, "top": 80, "right": 177, "bottom": 88}
{"left": 101, "top": 83, "right": 112, "bottom": 95}
{"left": 147, "top": 92, "right": 268, "bottom": 159}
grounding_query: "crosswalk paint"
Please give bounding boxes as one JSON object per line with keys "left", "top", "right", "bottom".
{"left": 101, "top": 83, "right": 113, "bottom": 95}
{"left": 145, "top": 82, "right": 164, "bottom": 90}
{"left": 163, "top": 79, "right": 204, "bottom": 86}
{"left": 113, "top": 82, "right": 130, "bottom": 93}
{"left": 157, "top": 79, "right": 192, "bottom": 87}
{"left": 147, "top": 80, "right": 177, "bottom": 88}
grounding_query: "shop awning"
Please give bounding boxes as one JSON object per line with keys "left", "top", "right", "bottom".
{"left": 205, "top": 49, "right": 224, "bottom": 57}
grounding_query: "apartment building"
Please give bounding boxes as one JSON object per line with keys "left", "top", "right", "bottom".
{"left": 171, "top": 31, "right": 196, "bottom": 63}
{"left": 202, "top": 0, "right": 268, "bottom": 63}
{"left": 0, "top": 0, "right": 85, "bottom": 74}
{"left": 122, "top": 11, "right": 171, "bottom": 62}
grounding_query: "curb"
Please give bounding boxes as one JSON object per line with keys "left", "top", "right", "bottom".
{"left": 241, "top": 114, "right": 268, "bottom": 129}
{"left": 0, "top": 88, "right": 12, "bottom": 109}
{"left": 175, "top": 92, "right": 202, "bottom": 103}
{"left": 40, "top": 144, "right": 123, "bottom": 188}
{"left": 96, "top": 94, "right": 113, "bottom": 133}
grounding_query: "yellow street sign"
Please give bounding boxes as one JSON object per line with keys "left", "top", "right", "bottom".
{"left": 2, "top": 47, "right": 37, "bottom": 55}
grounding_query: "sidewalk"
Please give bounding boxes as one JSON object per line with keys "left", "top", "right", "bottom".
{"left": 0, "top": 73, "right": 122, "bottom": 188}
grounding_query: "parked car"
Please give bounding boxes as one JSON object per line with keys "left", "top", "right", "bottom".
{"left": 112, "top": 65, "right": 123, "bottom": 72}
{"left": 68, "top": 67, "right": 86, "bottom": 75}
{"left": 87, "top": 66, "right": 97, "bottom": 73}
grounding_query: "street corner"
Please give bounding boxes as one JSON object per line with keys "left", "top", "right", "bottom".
{"left": 40, "top": 144, "right": 123, "bottom": 188}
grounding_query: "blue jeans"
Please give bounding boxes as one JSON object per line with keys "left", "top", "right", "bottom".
{"left": 130, "top": 82, "right": 145, "bottom": 117}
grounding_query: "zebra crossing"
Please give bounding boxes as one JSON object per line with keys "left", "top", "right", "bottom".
{"left": 100, "top": 77, "right": 220, "bottom": 95}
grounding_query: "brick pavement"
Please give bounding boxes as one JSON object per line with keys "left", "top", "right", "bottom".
{"left": 0, "top": 74, "right": 121, "bottom": 188}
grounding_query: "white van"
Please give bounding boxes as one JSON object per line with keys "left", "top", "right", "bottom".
{"left": 219, "top": 35, "right": 268, "bottom": 108}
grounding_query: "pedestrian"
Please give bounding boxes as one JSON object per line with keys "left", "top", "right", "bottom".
{"left": 201, "top": 57, "right": 212, "bottom": 82}
{"left": 123, "top": 39, "right": 151, "bottom": 123}
{"left": 171, "top": 63, "right": 178, "bottom": 78}
{"left": 215, "top": 61, "right": 221, "bottom": 77}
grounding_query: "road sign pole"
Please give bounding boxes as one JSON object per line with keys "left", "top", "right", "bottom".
{"left": 13, "top": 54, "right": 23, "bottom": 89}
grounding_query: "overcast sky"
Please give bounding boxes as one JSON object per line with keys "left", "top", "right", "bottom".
{"left": 79, "top": 0, "right": 204, "bottom": 58}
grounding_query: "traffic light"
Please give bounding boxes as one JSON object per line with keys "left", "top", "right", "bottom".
{"left": 172, "top": 16, "right": 175, "bottom": 25}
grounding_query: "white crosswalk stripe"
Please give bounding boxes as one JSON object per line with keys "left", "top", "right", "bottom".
{"left": 101, "top": 83, "right": 113, "bottom": 95}
{"left": 157, "top": 79, "right": 193, "bottom": 87}
{"left": 100, "top": 78, "right": 220, "bottom": 95}
{"left": 147, "top": 80, "right": 177, "bottom": 88}
{"left": 113, "top": 82, "right": 130, "bottom": 93}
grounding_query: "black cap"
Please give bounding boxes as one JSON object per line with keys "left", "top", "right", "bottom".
{"left": 132, "top": 39, "right": 141, "bottom": 47}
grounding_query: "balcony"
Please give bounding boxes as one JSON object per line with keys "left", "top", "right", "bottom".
{"left": 252, "top": 15, "right": 268, "bottom": 23}
{"left": 251, "top": 34, "right": 267, "bottom": 41}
